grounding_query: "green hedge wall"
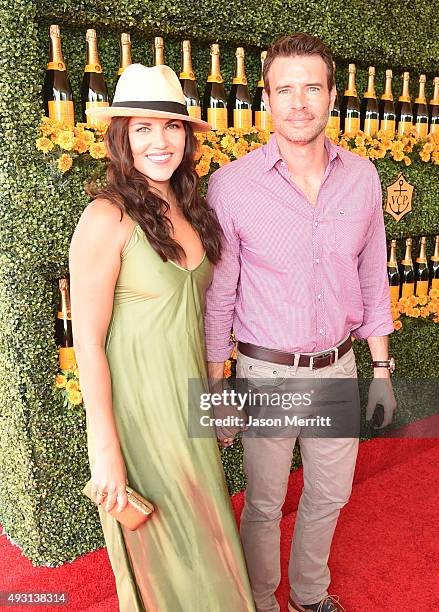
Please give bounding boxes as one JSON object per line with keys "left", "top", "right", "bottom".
{"left": 0, "top": 0, "right": 438, "bottom": 565}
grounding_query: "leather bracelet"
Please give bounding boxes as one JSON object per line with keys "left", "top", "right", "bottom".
{"left": 372, "top": 357, "right": 395, "bottom": 373}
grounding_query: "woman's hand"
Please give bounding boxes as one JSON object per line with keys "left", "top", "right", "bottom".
{"left": 90, "top": 447, "right": 129, "bottom": 513}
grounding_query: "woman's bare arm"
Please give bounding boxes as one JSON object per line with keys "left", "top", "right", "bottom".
{"left": 69, "top": 199, "right": 132, "bottom": 512}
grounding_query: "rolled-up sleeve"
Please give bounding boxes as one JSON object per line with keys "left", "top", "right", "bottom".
{"left": 204, "top": 174, "right": 241, "bottom": 362}
{"left": 351, "top": 169, "right": 394, "bottom": 340}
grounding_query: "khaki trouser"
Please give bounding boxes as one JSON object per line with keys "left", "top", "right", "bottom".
{"left": 237, "top": 345, "right": 359, "bottom": 611}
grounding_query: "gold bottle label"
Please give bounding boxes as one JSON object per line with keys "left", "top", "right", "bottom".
{"left": 255, "top": 111, "right": 273, "bottom": 131}
{"left": 430, "top": 123, "right": 439, "bottom": 135}
{"left": 398, "top": 120, "right": 413, "bottom": 136}
{"left": 343, "top": 89, "right": 357, "bottom": 97}
{"left": 401, "top": 282, "right": 414, "bottom": 298}
{"left": 416, "top": 280, "right": 429, "bottom": 297}
{"left": 344, "top": 116, "right": 360, "bottom": 135}
{"left": 59, "top": 347, "right": 76, "bottom": 370}
{"left": 398, "top": 96, "right": 411, "bottom": 103}
{"left": 363, "top": 92, "right": 376, "bottom": 99}
{"left": 188, "top": 106, "right": 201, "bottom": 119}
{"left": 84, "top": 63, "right": 103, "bottom": 73}
{"left": 233, "top": 108, "right": 252, "bottom": 129}
{"left": 380, "top": 118, "right": 395, "bottom": 135}
{"left": 85, "top": 100, "right": 110, "bottom": 126}
{"left": 48, "top": 100, "right": 74, "bottom": 126}
{"left": 364, "top": 118, "right": 379, "bottom": 137}
{"left": 180, "top": 71, "right": 195, "bottom": 80}
{"left": 207, "top": 108, "right": 228, "bottom": 130}
{"left": 207, "top": 75, "right": 224, "bottom": 83}
{"left": 389, "top": 285, "right": 400, "bottom": 302}
{"left": 47, "top": 61, "right": 66, "bottom": 71}
{"left": 415, "top": 122, "right": 428, "bottom": 139}
{"left": 257, "top": 79, "right": 264, "bottom": 88}
{"left": 432, "top": 278, "right": 439, "bottom": 289}
{"left": 326, "top": 115, "right": 340, "bottom": 132}
{"left": 381, "top": 93, "right": 393, "bottom": 101}
{"left": 232, "top": 77, "right": 248, "bottom": 85}
{"left": 57, "top": 311, "right": 71, "bottom": 320}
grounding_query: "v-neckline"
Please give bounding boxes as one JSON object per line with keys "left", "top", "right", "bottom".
{"left": 168, "top": 250, "right": 207, "bottom": 273}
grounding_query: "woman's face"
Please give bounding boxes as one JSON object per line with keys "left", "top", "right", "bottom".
{"left": 128, "top": 116, "right": 186, "bottom": 195}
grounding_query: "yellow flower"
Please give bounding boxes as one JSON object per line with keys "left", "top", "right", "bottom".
{"left": 419, "top": 150, "right": 431, "bottom": 163}
{"left": 195, "top": 161, "right": 210, "bottom": 177}
{"left": 66, "top": 379, "right": 80, "bottom": 393}
{"left": 353, "top": 146, "right": 368, "bottom": 157}
{"left": 89, "top": 142, "right": 107, "bottom": 159}
{"left": 420, "top": 306, "right": 430, "bottom": 317}
{"left": 422, "top": 142, "right": 434, "bottom": 155}
{"left": 355, "top": 135, "right": 365, "bottom": 147}
{"left": 339, "top": 139, "right": 349, "bottom": 150}
{"left": 57, "top": 153, "right": 73, "bottom": 173}
{"left": 36, "top": 136, "right": 54, "bottom": 153}
{"left": 68, "top": 390, "right": 83, "bottom": 405}
{"left": 55, "top": 374, "right": 67, "bottom": 389}
{"left": 218, "top": 153, "right": 231, "bottom": 167}
{"left": 403, "top": 156, "right": 412, "bottom": 166}
{"left": 220, "top": 135, "right": 236, "bottom": 152}
{"left": 394, "top": 319, "right": 402, "bottom": 330}
{"left": 392, "top": 150, "right": 404, "bottom": 162}
{"left": 408, "top": 294, "right": 418, "bottom": 307}
{"left": 429, "top": 288, "right": 439, "bottom": 299}
{"left": 411, "top": 307, "right": 421, "bottom": 318}
{"left": 418, "top": 296, "right": 428, "bottom": 306}
{"left": 73, "top": 138, "right": 89, "bottom": 154}
{"left": 249, "top": 141, "right": 262, "bottom": 151}
{"left": 55, "top": 130, "right": 75, "bottom": 151}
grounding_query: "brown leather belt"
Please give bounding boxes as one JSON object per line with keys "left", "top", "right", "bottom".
{"left": 237, "top": 336, "right": 352, "bottom": 370}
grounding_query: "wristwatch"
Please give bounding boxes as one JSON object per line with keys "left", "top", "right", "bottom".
{"left": 372, "top": 357, "right": 396, "bottom": 374}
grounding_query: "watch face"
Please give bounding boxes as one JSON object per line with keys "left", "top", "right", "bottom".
{"left": 389, "top": 357, "right": 396, "bottom": 373}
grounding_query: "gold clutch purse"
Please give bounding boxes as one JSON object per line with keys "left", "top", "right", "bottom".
{"left": 83, "top": 481, "right": 155, "bottom": 531}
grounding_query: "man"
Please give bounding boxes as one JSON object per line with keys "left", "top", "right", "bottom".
{"left": 205, "top": 34, "right": 397, "bottom": 612}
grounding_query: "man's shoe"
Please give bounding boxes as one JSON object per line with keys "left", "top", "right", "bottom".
{"left": 288, "top": 594, "right": 345, "bottom": 612}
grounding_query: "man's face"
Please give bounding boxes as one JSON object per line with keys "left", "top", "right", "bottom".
{"left": 263, "top": 54, "right": 335, "bottom": 145}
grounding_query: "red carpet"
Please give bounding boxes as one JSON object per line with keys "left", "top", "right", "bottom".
{"left": 1, "top": 438, "right": 438, "bottom": 611}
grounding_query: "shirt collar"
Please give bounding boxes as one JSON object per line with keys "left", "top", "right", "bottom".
{"left": 263, "top": 133, "right": 344, "bottom": 172}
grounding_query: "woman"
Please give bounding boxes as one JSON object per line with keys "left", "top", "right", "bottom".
{"left": 69, "top": 64, "right": 255, "bottom": 611}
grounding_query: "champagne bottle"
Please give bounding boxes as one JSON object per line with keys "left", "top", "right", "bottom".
{"left": 340, "top": 64, "right": 360, "bottom": 135}
{"left": 415, "top": 236, "right": 429, "bottom": 297}
{"left": 80, "top": 29, "right": 109, "bottom": 126}
{"left": 413, "top": 75, "right": 429, "bottom": 140}
{"left": 360, "top": 66, "right": 379, "bottom": 137}
{"left": 429, "top": 77, "right": 439, "bottom": 135}
{"left": 116, "top": 33, "right": 132, "bottom": 82}
{"left": 387, "top": 240, "right": 401, "bottom": 302}
{"left": 253, "top": 51, "right": 273, "bottom": 131}
{"left": 430, "top": 235, "right": 439, "bottom": 290}
{"left": 228, "top": 47, "right": 252, "bottom": 129}
{"left": 154, "top": 37, "right": 164, "bottom": 66}
{"left": 379, "top": 69, "right": 396, "bottom": 135}
{"left": 401, "top": 238, "right": 415, "bottom": 298}
{"left": 179, "top": 40, "right": 201, "bottom": 120}
{"left": 396, "top": 72, "right": 413, "bottom": 137}
{"left": 43, "top": 25, "right": 74, "bottom": 126}
{"left": 56, "top": 278, "right": 76, "bottom": 370}
{"left": 203, "top": 44, "right": 228, "bottom": 130}
{"left": 325, "top": 61, "right": 341, "bottom": 136}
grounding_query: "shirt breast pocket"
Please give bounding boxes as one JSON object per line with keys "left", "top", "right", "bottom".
{"left": 331, "top": 207, "right": 370, "bottom": 258}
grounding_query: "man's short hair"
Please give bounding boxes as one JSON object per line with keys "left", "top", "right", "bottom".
{"left": 263, "top": 33, "right": 334, "bottom": 94}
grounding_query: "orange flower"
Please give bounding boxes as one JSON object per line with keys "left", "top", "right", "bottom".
{"left": 55, "top": 130, "right": 75, "bottom": 151}
{"left": 420, "top": 307, "right": 430, "bottom": 317}
{"left": 429, "top": 288, "right": 439, "bottom": 299}
{"left": 73, "top": 138, "right": 88, "bottom": 154}
{"left": 394, "top": 320, "right": 402, "bottom": 330}
{"left": 411, "top": 307, "right": 421, "bottom": 318}
{"left": 422, "top": 142, "right": 434, "bottom": 154}
{"left": 57, "top": 153, "right": 73, "bottom": 173}
{"left": 392, "top": 150, "right": 404, "bottom": 162}
{"left": 223, "top": 361, "right": 232, "bottom": 378}
{"left": 418, "top": 295, "right": 428, "bottom": 306}
{"left": 403, "top": 156, "right": 412, "bottom": 166}
{"left": 419, "top": 150, "right": 431, "bottom": 163}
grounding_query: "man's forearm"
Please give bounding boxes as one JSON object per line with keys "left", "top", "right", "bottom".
{"left": 367, "top": 335, "right": 390, "bottom": 378}
{"left": 207, "top": 361, "right": 225, "bottom": 392}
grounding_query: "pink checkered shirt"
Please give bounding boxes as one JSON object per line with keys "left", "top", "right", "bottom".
{"left": 204, "top": 135, "right": 394, "bottom": 362}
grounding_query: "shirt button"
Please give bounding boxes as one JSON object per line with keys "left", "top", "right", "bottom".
{"left": 317, "top": 294, "right": 322, "bottom": 300}
{"left": 315, "top": 258, "right": 320, "bottom": 263}
{"left": 281, "top": 161, "right": 286, "bottom": 167}
{"left": 314, "top": 221, "right": 318, "bottom": 227}
{"left": 319, "top": 329, "right": 324, "bottom": 335}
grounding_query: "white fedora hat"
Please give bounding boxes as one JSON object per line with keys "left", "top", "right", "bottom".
{"left": 85, "top": 63, "right": 211, "bottom": 132}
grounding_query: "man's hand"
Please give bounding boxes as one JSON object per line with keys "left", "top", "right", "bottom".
{"left": 366, "top": 371, "right": 397, "bottom": 429}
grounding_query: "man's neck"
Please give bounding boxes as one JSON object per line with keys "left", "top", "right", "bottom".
{"left": 275, "top": 132, "right": 328, "bottom": 182}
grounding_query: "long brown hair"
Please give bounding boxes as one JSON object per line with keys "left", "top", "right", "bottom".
{"left": 87, "top": 116, "right": 223, "bottom": 265}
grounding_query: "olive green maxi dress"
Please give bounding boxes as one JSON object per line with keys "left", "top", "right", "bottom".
{"left": 86, "top": 223, "right": 255, "bottom": 612}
